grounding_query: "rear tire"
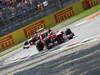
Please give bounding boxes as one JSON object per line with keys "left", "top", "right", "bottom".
{"left": 69, "top": 33, "right": 75, "bottom": 40}
{"left": 36, "top": 40, "right": 44, "bottom": 51}
{"left": 45, "top": 37, "right": 53, "bottom": 49}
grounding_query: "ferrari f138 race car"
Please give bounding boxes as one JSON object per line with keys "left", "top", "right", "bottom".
{"left": 23, "top": 28, "right": 75, "bottom": 51}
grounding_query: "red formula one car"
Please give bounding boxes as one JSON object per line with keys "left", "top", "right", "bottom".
{"left": 23, "top": 28, "right": 75, "bottom": 51}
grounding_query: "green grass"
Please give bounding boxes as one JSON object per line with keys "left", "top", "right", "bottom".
{"left": 52, "top": 4, "right": 100, "bottom": 30}
{"left": 0, "top": 4, "right": 100, "bottom": 57}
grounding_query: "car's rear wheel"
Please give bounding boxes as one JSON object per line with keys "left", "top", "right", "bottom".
{"left": 36, "top": 40, "right": 44, "bottom": 51}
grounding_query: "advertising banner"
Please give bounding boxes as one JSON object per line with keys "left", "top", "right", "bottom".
{"left": 0, "top": 35, "right": 14, "bottom": 50}
{"left": 24, "top": 20, "right": 46, "bottom": 38}
{"left": 81, "top": 0, "right": 100, "bottom": 10}
{"left": 54, "top": 7, "right": 74, "bottom": 24}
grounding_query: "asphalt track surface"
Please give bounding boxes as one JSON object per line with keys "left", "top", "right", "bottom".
{"left": 15, "top": 40, "right": 100, "bottom": 75}
{"left": 0, "top": 12, "right": 100, "bottom": 75}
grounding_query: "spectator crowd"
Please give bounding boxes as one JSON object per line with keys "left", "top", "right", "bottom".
{"left": 0, "top": 0, "right": 48, "bottom": 17}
